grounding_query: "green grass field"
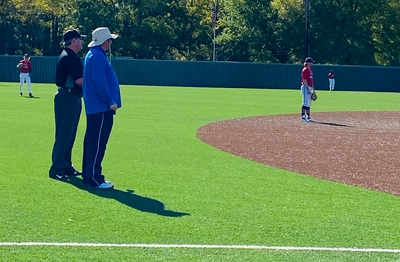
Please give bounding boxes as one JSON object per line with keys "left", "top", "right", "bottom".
{"left": 1, "top": 82, "right": 400, "bottom": 261}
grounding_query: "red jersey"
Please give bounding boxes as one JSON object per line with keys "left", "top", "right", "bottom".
{"left": 301, "top": 66, "right": 313, "bottom": 87}
{"left": 18, "top": 60, "right": 32, "bottom": 73}
{"left": 328, "top": 72, "right": 334, "bottom": 79}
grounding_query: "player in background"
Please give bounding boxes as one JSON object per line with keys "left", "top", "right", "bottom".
{"left": 301, "top": 57, "right": 315, "bottom": 122}
{"left": 16, "top": 54, "right": 33, "bottom": 97}
{"left": 328, "top": 70, "right": 335, "bottom": 91}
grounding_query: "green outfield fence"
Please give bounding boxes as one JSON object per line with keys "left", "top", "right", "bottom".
{"left": 1, "top": 55, "right": 399, "bottom": 92}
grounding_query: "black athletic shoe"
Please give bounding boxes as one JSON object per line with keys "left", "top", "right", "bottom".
{"left": 66, "top": 168, "right": 82, "bottom": 176}
{"left": 29, "top": 93, "right": 34, "bottom": 97}
{"left": 20, "top": 92, "right": 22, "bottom": 97}
{"left": 49, "top": 173, "right": 68, "bottom": 180}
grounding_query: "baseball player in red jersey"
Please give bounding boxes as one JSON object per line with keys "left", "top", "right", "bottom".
{"left": 328, "top": 70, "right": 335, "bottom": 91}
{"left": 301, "top": 57, "right": 315, "bottom": 122}
{"left": 16, "top": 54, "right": 33, "bottom": 97}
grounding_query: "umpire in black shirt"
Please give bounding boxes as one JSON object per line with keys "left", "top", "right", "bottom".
{"left": 49, "top": 29, "right": 86, "bottom": 179}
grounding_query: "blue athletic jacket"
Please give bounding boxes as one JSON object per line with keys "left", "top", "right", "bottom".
{"left": 83, "top": 46, "right": 122, "bottom": 115}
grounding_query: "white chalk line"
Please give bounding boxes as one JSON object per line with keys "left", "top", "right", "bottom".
{"left": 0, "top": 242, "right": 400, "bottom": 253}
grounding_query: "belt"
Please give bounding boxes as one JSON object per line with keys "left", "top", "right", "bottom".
{"left": 58, "top": 87, "right": 82, "bottom": 96}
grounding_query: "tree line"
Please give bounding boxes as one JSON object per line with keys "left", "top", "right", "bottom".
{"left": 1, "top": 0, "right": 400, "bottom": 66}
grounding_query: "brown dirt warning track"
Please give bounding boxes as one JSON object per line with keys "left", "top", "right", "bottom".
{"left": 197, "top": 111, "right": 400, "bottom": 196}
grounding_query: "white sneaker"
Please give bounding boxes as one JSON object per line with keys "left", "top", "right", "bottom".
{"left": 301, "top": 117, "right": 308, "bottom": 122}
{"left": 307, "top": 117, "right": 315, "bottom": 122}
{"left": 95, "top": 181, "right": 114, "bottom": 189}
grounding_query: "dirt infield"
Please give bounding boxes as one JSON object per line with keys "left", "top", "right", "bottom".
{"left": 197, "top": 111, "right": 400, "bottom": 197}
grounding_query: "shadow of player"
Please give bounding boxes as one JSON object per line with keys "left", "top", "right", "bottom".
{"left": 63, "top": 176, "right": 190, "bottom": 217}
{"left": 314, "top": 121, "right": 350, "bottom": 127}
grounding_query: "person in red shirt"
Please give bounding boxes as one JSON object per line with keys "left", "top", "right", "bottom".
{"left": 328, "top": 70, "right": 335, "bottom": 91}
{"left": 16, "top": 54, "right": 33, "bottom": 97}
{"left": 301, "top": 57, "right": 315, "bottom": 122}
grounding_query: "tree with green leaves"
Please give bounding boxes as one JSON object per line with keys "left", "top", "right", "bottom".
{"left": 218, "top": 0, "right": 283, "bottom": 62}
{"left": 2, "top": 0, "right": 400, "bottom": 66}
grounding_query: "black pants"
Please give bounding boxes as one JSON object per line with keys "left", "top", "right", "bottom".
{"left": 82, "top": 111, "right": 114, "bottom": 187}
{"left": 49, "top": 88, "right": 82, "bottom": 176}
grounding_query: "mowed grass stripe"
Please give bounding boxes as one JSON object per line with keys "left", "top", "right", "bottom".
{"left": 1, "top": 82, "right": 400, "bottom": 261}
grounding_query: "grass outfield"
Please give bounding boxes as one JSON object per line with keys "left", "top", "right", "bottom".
{"left": 1, "top": 82, "right": 400, "bottom": 261}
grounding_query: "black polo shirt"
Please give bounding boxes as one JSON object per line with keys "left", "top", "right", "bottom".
{"left": 55, "top": 47, "right": 83, "bottom": 93}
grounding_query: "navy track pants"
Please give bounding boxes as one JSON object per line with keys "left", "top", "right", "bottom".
{"left": 82, "top": 111, "right": 114, "bottom": 187}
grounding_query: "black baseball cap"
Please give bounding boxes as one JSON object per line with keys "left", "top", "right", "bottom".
{"left": 63, "top": 29, "right": 86, "bottom": 42}
{"left": 23, "top": 54, "right": 29, "bottom": 58}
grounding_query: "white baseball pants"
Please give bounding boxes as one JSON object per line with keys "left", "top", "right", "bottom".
{"left": 329, "top": 79, "right": 335, "bottom": 90}
{"left": 301, "top": 85, "right": 312, "bottom": 107}
{"left": 19, "top": 73, "right": 32, "bottom": 93}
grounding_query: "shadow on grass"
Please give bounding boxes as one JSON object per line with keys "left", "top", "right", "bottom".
{"left": 62, "top": 176, "right": 190, "bottom": 217}
{"left": 23, "top": 96, "right": 40, "bottom": 99}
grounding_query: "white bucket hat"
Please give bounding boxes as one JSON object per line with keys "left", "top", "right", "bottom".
{"left": 88, "top": 27, "right": 118, "bottom": 47}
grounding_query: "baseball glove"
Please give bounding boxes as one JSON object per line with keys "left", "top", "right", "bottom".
{"left": 311, "top": 91, "right": 317, "bottom": 101}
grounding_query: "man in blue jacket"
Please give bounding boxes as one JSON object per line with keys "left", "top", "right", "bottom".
{"left": 82, "top": 27, "right": 121, "bottom": 189}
